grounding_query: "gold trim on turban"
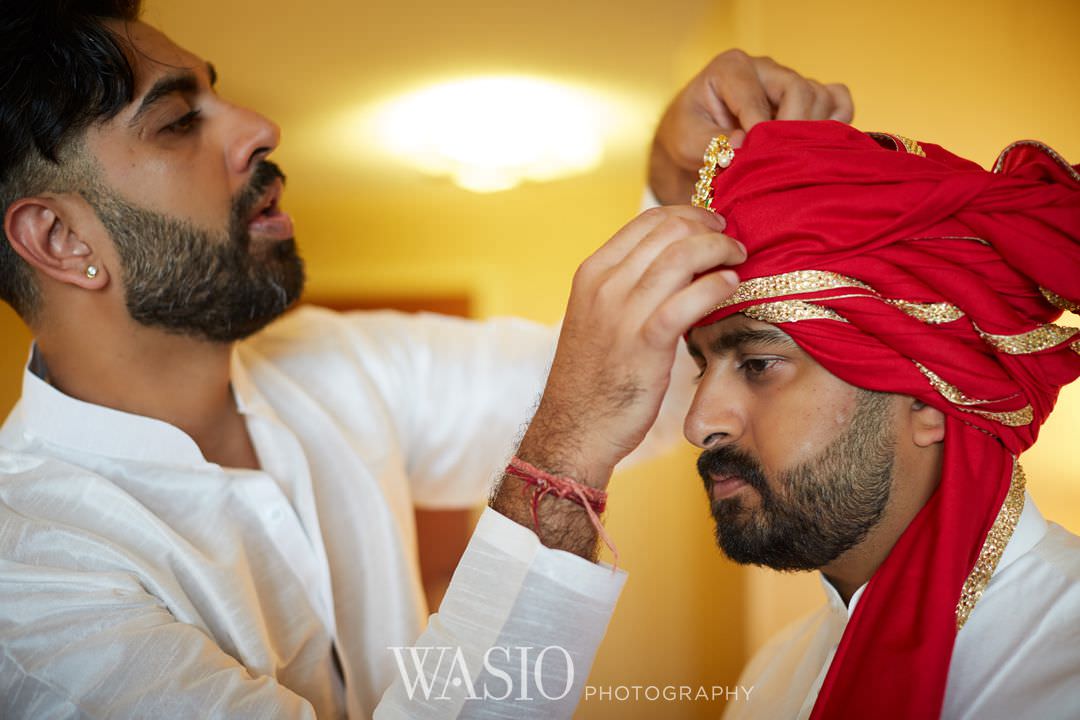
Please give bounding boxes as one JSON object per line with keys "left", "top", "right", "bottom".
{"left": 705, "top": 268, "right": 1039, "bottom": 427}
{"left": 975, "top": 323, "right": 1080, "bottom": 355}
{"left": 707, "top": 271, "right": 968, "bottom": 327}
{"left": 1040, "top": 287, "right": 1079, "bottom": 313}
{"left": 993, "top": 140, "right": 1080, "bottom": 183}
{"left": 743, "top": 300, "right": 847, "bottom": 324}
{"left": 957, "top": 462, "right": 1026, "bottom": 630}
{"left": 913, "top": 363, "right": 1034, "bottom": 427}
{"left": 710, "top": 270, "right": 872, "bottom": 310}
{"left": 884, "top": 299, "right": 965, "bottom": 324}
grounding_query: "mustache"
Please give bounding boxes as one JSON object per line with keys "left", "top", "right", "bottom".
{"left": 696, "top": 445, "right": 770, "bottom": 498}
{"left": 231, "top": 160, "right": 288, "bottom": 231}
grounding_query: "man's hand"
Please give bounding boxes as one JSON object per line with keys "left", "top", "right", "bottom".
{"left": 491, "top": 206, "right": 746, "bottom": 558}
{"left": 650, "top": 49, "right": 854, "bottom": 205}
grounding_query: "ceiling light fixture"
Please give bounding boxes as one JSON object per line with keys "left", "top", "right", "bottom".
{"left": 368, "top": 75, "right": 617, "bottom": 193}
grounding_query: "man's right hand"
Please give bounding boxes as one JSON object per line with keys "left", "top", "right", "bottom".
{"left": 650, "top": 50, "right": 854, "bottom": 205}
{"left": 491, "top": 206, "right": 746, "bottom": 558}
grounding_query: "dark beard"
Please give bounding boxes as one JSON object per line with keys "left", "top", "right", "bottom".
{"left": 85, "top": 160, "right": 305, "bottom": 343}
{"left": 697, "top": 390, "right": 896, "bottom": 570}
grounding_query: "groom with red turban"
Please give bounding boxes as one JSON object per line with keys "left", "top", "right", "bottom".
{"left": 683, "top": 121, "right": 1080, "bottom": 719}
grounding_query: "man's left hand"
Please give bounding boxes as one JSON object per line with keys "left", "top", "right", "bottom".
{"left": 650, "top": 50, "right": 854, "bottom": 205}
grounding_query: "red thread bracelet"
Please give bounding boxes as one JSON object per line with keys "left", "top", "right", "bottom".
{"left": 505, "top": 456, "right": 619, "bottom": 568}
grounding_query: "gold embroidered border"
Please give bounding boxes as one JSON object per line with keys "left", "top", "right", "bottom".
{"left": 710, "top": 269, "right": 1038, "bottom": 428}
{"left": 993, "top": 140, "right": 1080, "bottom": 184}
{"left": 885, "top": 299, "right": 965, "bottom": 325}
{"left": 868, "top": 131, "right": 926, "bottom": 157}
{"left": 711, "top": 271, "right": 873, "bottom": 312}
{"left": 707, "top": 271, "right": 966, "bottom": 328}
{"left": 975, "top": 323, "right": 1080, "bottom": 355}
{"left": 743, "top": 301, "right": 847, "bottom": 325}
{"left": 913, "top": 363, "right": 1006, "bottom": 406}
{"left": 691, "top": 135, "right": 734, "bottom": 211}
{"left": 896, "top": 134, "right": 926, "bottom": 157}
{"left": 1040, "top": 287, "right": 1079, "bottom": 313}
{"left": 956, "top": 463, "right": 1026, "bottom": 630}
{"left": 913, "top": 362, "right": 1032, "bottom": 426}
{"left": 743, "top": 297, "right": 964, "bottom": 326}
{"left": 965, "top": 405, "right": 1035, "bottom": 427}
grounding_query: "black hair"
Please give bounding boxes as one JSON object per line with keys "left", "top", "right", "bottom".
{"left": 0, "top": 0, "right": 142, "bottom": 320}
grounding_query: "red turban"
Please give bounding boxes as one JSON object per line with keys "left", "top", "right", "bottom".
{"left": 692, "top": 121, "right": 1080, "bottom": 719}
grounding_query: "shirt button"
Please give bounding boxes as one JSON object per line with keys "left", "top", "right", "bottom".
{"left": 269, "top": 507, "right": 284, "bottom": 522}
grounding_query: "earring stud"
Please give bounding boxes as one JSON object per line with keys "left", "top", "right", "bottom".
{"left": 85, "top": 265, "right": 98, "bottom": 279}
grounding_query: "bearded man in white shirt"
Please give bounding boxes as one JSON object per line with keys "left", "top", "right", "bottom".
{"left": 0, "top": 1, "right": 854, "bottom": 718}
{"left": 676, "top": 122, "right": 1080, "bottom": 719}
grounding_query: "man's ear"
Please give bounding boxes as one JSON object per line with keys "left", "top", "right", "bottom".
{"left": 4, "top": 194, "right": 109, "bottom": 290}
{"left": 909, "top": 398, "right": 946, "bottom": 447}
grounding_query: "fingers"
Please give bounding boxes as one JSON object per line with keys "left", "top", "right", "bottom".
{"left": 576, "top": 207, "right": 745, "bottom": 341}
{"left": 607, "top": 213, "right": 745, "bottom": 328}
{"left": 624, "top": 228, "right": 744, "bottom": 307}
{"left": 585, "top": 205, "right": 726, "bottom": 273}
{"left": 753, "top": 56, "right": 853, "bottom": 123}
{"left": 662, "top": 49, "right": 774, "bottom": 173}
{"left": 826, "top": 82, "right": 855, "bottom": 122}
{"left": 616, "top": 215, "right": 737, "bottom": 286}
{"left": 648, "top": 48, "right": 855, "bottom": 205}
{"left": 623, "top": 232, "right": 742, "bottom": 334}
{"left": 642, "top": 270, "right": 740, "bottom": 350}
{"left": 704, "top": 50, "right": 773, "bottom": 133}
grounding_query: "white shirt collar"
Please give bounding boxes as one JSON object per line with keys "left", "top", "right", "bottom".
{"left": 2, "top": 344, "right": 268, "bottom": 468}
{"left": 818, "top": 491, "right": 1049, "bottom": 617}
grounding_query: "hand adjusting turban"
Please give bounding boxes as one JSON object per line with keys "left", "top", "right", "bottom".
{"left": 692, "top": 121, "right": 1080, "bottom": 719}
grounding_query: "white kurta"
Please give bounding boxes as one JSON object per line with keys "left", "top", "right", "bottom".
{"left": 724, "top": 495, "right": 1080, "bottom": 720}
{"left": 0, "top": 307, "right": 663, "bottom": 719}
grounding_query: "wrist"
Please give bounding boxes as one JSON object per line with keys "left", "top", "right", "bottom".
{"left": 515, "top": 427, "right": 615, "bottom": 491}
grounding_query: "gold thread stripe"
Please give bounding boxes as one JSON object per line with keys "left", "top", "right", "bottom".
{"left": 957, "top": 462, "right": 1026, "bottom": 630}
{"left": 868, "top": 132, "right": 927, "bottom": 157}
{"left": 739, "top": 297, "right": 963, "bottom": 326}
{"left": 710, "top": 271, "right": 874, "bottom": 312}
{"left": 965, "top": 406, "right": 1034, "bottom": 427}
{"left": 993, "top": 140, "right": 1080, "bottom": 184}
{"left": 1040, "top": 287, "right": 1079, "bottom": 313}
{"left": 707, "top": 271, "right": 966, "bottom": 328}
{"left": 743, "top": 301, "right": 848, "bottom": 325}
{"left": 885, "top": 299, "right": 965, "bottom": 325}
{"left": 896, "top": 134, "right": 926, "bottom": 157}
{"left": 913, "top": 362, "right": 1019, "bottom": 407}
{"left": 975, "top": 323, "right": 1080, "bottom": 355}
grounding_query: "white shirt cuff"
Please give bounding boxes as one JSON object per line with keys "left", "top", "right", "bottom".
{"left": 375, "top": 508, "right": 626, "bottom": 718}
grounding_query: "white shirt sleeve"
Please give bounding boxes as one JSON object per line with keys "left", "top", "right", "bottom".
{"left": 337, "top": 311, "right": 557, "bottom": 509}
{"left": 375, "top": 508, "right": 626, "bottom": 718}
{"left": 335, "top": 309, "right": 695, "bottom": 506}
{"left": 0, "top": 560, "right": 318, "bottom": 720}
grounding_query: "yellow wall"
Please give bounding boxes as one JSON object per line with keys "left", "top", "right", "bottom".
{"left": 0, "top": 306, "right": 32, "bottom": 414}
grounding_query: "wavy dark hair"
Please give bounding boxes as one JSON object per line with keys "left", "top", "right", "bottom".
{"left": 0, "top": 0, "right": 142, "bottom": 320}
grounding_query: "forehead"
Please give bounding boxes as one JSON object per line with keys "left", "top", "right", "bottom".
{"left": 104, "top": 20, "right": 206, "bottom": 96}
{"left": 688, "top": 313, "right": 797, "bottom": 350}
